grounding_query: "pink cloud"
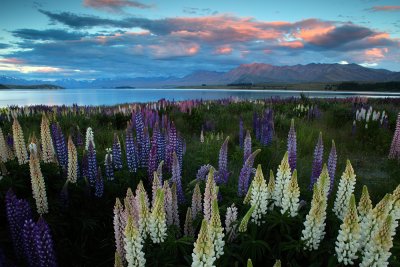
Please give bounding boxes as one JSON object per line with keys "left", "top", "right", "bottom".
{"left": 83, "top": 0, "right": 152, "bottom": 12}
{"left": 279, "top": 41, "right": 304, "bottom": 49}
{"left": 149, "top": 43, "right": 200, "bottom": 59}
{"left": 369, "top": 6, "right": 400, "bottom": 12}
{"left": 364, "top": 47, "right": 388, "bottom": 60}
{"left": 214, "top": 45, "right": 232, "bottom": 55}
{"left": 0, "top": 58, "right": 24, "bottom": 64}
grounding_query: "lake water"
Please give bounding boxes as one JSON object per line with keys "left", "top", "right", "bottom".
{"left": 0, "top": 88, "right": 399, "bottom": 107}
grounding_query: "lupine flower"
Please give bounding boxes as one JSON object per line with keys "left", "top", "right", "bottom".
{"left": 51, "top": 123, "right": 67, "bottom": 169}
{"left": 163, "top": 182, "right": 173, "bottom": 226}
{"left": 335, "top": 194, "right": 360, "bottom": 265}
{"left": 204, "top": 167, "right": 217, "bottom": 221}
{"left": 40, "top": 114, "right": 56, "bottom": 163}
{"left": 124, "top": 215, "right": 146, "bottom": 267}
{"left": 327, "top": 140, "right": 337, "bottom": 194}
{"left": 94, "top": 167, "right": 104, "bottom": 198}
{"left": 239, "top": 117, "right": 244, "bottom": 148}
{"left": 165, "top": 122, "right": 178, "bottom": 171}
{"left": 196, "top": 164, "right": 213, "bottom": 181}
{"left": 170, "top": 182, "right": 180, "bottom": 229}
{"left": 112, "top": 133, "right": 123, "bottom": 170}
{"left": 138, "top": 190, "right": 151, "bottom": 239}
{"left": 249, "top": 165, "right": 268, "bottom": 225}
{"left": 12, "top": 118, "right": 28, "bottom": 165}
{"left": 239, "top": 205, "right": 256, "bottom": 233}
{"left": 152, "top": 172, "right": 162, "bottom": 206}
{"left": 333, "top": 160, "right": 356, "bottom": 220}
{"left": 125, "top": 128, "right": 138, "bottom": 173}
{"left": 75, "top": 126, "right": 84, "bottom": 148}
{"left": 360, "top": 215, "right": 394, "bottom": 267}
{"left": 171, "top": 152, "right": 185, "bottom": 204}
{"left": 29, "top": 149, "right": 49, "bottom": 215}
{"left": 156, "top": 129, "right": 165, "bottom": 163}
{"left": 134, "top": 112, "right": 145, "bottom": 167}
{"left": 359, "top": 194, "right": 392, "bottom": 251}
{"left": 23, "top": 218, "right": 37, "bottom": 265}
{"left": 225, "top": 204, "right": 238, "bottom": 242}
{"left": 85, "top": 127, "right": 95, "bottom": 151}
{"left": 184, "top": 208, "right": 194, "bottom": 237}
{"left": 200, "top": 129, "right": 204, "bottom": 143}
{"left": 113, "top": 198, "right": 126, "bottom": 264}
{"left": 273, "top": 152, "right": 291, "bottom": 207}
{"left": 217, "top": 136, "right": 229, "bottom": 184}
{"left": 67, "top": 136, "right": 78, "bottom": 184}
{"left": 388, "top": 113, "right": 400, "bottom": 160}
{"left": 114, "top": 252, "right": 124, "bottom": 267}
{"left": 287, "top": 119, "right": 297, "bottom": 172}
{"left": 273, "top": 260, "right": 281, "bottom": 267}
{"left": 6, "top": 190, "right": 32, "bottom": 258}
{"left": 142, "top": 127, "right": 150, "bottom": 168}
{"left": 310, "top": 132, "right": 323, "bottom": 188}
{"left": 281, "top": 170, "right": 300, "bottom": 217}
{"left": 148, "top": 144, "right": 157, "bottom": 183}
{"left": 267, "top": 170, "right": 276, "bottom": 210}
{"left": 191, "top": 219, "right": 215, "bottom": 267}
{"left": 105, "top": 148, "right": 114, "bottom": 181}
{"left": 238, "top": 149, "right": 261, "bottom": 197}
{"left": 301, "top": 170, "right": 329, "bottom": 251}
{"left": 125, "top": 190, "right": 139, "bottom": 229}
{"left": 358, "top": 186, "right": 373, "bottom": 228}
{"left": 156, "top": 160, "right": 164, "bottom": 184}
{"left": 149, "top": 188, "right": 167, "bottom": 243}
{"left": 87, "top": 141, "right": 97, "bottom": 187}
{"left": 191, "top": 183, "right": 203, "bottom": 220}
{"left": 209, "top": 199, "right": 225, "bottom": 259}
{"left": 0, "top": 128, "right": 9, "bottom": 163}
{"left": 243, "top": 130, "right": 252, "bottom": 163}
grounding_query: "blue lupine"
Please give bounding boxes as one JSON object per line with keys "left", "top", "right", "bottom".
{"left": 32, "top": 218, "right": 57, "bottom": 267}
{"left": 87, "top": 141, "right": 97, "bottom": 187}
{"left": 105, "top": 149, "right": 114, "bottom": 181}
{"left": 22, "top": 218, "right": 37, "bottom": 266}
{"left": 310, "top": 132, "right": 324, "bottom": 188}
{"left": 148, "top": 144, "right": 157, "bottom": 183}
{"left": 287, "top": 119, "right": 297, "bottom": 172}
{"left": 327, "top": 140, "right": 337, "bottom": 195}
{"left": 135, "top": 112, "right": 145, "bottom": 167}
{"left": 112, "top": 133, "right": 123, "bottom": 170}
{"left": 171, "top": 152, "right": 185, "bottom": 204}
{"left": 196, "top": 164, "right": 213, "bottom": 181}
{"left": 125, "top": 128, "right": 137, "bottom": 173}
{"left": 142, "top": 127, "right": 150, "bottom": 168}
{"left": 5, "top": 190, "right": 33, "bottom": 258}
{"left": 217, "top": 137, "right": 229, "bottom": 184}
{"left": 238, "top": 149, "right": 261, "bottom": 197}
{"left": 75, "top": 127, "right": 84, "bottom": 147}
{"left": 51, "top": 123, "right": 67, "bottom": 169}
{"left": 165, "top": 122, "right": 177, "bottom": 171}
{"left": 177, "top": 135, "right": 184, "bottom": 172}
{"left": 243, "top": 130, "right": 252, "bottom": 163}
{"left": 155, "top": 126, "right": 165, "bottom": 163}
{"left": 95, "top": 167, "right": 104, "bottom": 197}
{"left": 239, "top": 117, "right": 244, "bottom": 148}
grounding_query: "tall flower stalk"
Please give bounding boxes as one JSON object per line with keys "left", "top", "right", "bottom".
{"left": 13, "top": 118, "right": 28, "bottom": 165}
{"left": 249, "top": 165, "right": 268, "bottom": 225}
{"left": 274, "top": 152, "right": 291, "bottom": 207}
{"left": 281, "top": 169, "right": 300, "bottom": 217}
{"left": 40, "top": 114, "right": 55, "bottom": 163}
{"left": 310, "top": 132, "right": 323, "bottom": 188}
{"left": 388, "top": 113, "right": 400, "bottom": 160}
{"left": 333, "top": 160, "right": 356, "bottom": 220}
{"left": 287, "top": 119, "right": 297, "bottom": 172}
{"left": 67, "top": 136, "right": 78, "bottom": 184}
{"left": 191, "top": 219, "right": 215, "bottom": 267}
{"left": 327, "top": 140, "right": 337, "bottom": 194}
{"left": 29, "top": 148, "right": 48, "bottom": 215}
{"left": 238, "top": 149, "right": 261, "bottom": 197}
{"left": 124, "top": 216, "right": 146, "bottom": 267}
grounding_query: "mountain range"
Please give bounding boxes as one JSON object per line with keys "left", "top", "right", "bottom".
{"left": 1, "top": 63, "right": 400, "bottom": 88}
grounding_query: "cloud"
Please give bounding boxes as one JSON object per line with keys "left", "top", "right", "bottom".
{"left": 0, "top": 43, "right": 10, "bottom": 49}
{"left": 83, "top": 0, "right": 152, "bottom": 13}
{"left": 11, "top": 29, "right": 87, "bottom": 41}
{"left": 183, "top": 7, "right": 218, "bottom": 16}
{"left": 368, "top": 6, "right": 400, "bottom": 12}
{"left": 0, "top": 57, "right": 63, "bottom": 73}
{"left": 214, "top": 45, "right": 233, "bottom": 55}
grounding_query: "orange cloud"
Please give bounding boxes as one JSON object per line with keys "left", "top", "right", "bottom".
{"left": 215, "top": 45, "right": 232, "bottom": 55}
{"left": 83, "top": 0, "right": 152, "bottom": 11}
{"left": 369, "top": 6, "right": 400, "bottom": 12}
{"left": 280, "top": 41, "right": 304, "bottom": 49}
{"left": 149, "top": 43, "right": 200, "bottom": 58}
{"left": 364, "top": 48, "right": 388, "bottom": 60}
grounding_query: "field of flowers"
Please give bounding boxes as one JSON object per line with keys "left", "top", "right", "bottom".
{"left": 0, "top": 97, "right": 399, "bottom": 267}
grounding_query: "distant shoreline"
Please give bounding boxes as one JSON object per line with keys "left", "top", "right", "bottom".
{"left": 0, "top": 84, "right": 64, "bottom": 90}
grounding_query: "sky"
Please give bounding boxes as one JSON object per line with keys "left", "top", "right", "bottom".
{"left": 0, "top": 0, "right": 399, "bottom": 80}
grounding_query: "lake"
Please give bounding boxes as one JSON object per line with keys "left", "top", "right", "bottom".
{"left": 0, "top": 88, "right": 399, "bottom": 107}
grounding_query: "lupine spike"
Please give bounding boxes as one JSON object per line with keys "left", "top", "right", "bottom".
{"left": 333, "top": 160, "right": 356, "bottom": 220}
{"left": 250, "top": 165, "right": 268, "bottom": 225}
{"left": 125, "top": 128, "right": 137, "bottom": 173}
{"left": 273, "top": 152, "right": 291, "bottom": 207}
{"left": 113, "top": 198, "right": 126, "bottom": 264}
{"left": 327, "top": 140, "right": 337, "bottom": 194}
{"left": 87, "top": 141, "right": 97, "bottom": 187}
{"left": 67, "top": 136, "right": 78, "bottom": 183}
{"left": 388, "top": 113, "right": 400, "bottom": 160}
{"left": 171, "top": 152, "right": 185, "bottom": 204}
{"left": 112, "top": 133, "right": 123, "bottom": 170}
{"left": 29, "top": 149, "right": 49, "bottom": 215}
{"left": 310, "top": 132, "right": 324, "bottom": 188}
{"left": 184, "top": 208, "right": 194, "bottom": 237}
{"left": 287, "top": 118, "right": 297, "bottom": 172}
{"left": 281, "top": 169, "right": 300, "bottom": 217}
{"left": 149, "top": 188, "right": 167, "bottom": 243}
{"left": 243, "top": 130, "right": 252, "bottom": 163}
{"left": 191, "top": 219, "right": 215, "bottom": 267}
{"left": 239, "top": 205, "right": 256, "bottom": 233}
{"left": 124, "top": 215, "right": 146, "bottom": 267}
{"left": 12, "top": 118, "right": 28, "bottom": 165}
{"left": 40, "top": 114, "right": 56, "bottom": 163}
{"left": 238, "top": 149, "right": 261, "bottom": 197}
{"left": 217, "top": 136, "right": 229, "bottom": 184}
{"left": 204, "top": 167, "right": 217, "bottom": 221}
{"left": 191, "top": 183, "right": 202, "bottom": 220}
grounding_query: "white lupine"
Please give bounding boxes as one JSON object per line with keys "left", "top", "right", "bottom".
{"left": 85, "top": 127, "right": 95, "bottom": 150}
{"left": 301, "top": 170, "right": 329, "bottom": 251}
{"left": 138, "top": 191, "right": 151, "bottom": 238}
{"left": 152, "top": 172, "right": 162, "bottom": 207}
{"left": 209, "top": 199, "right": 224, "bottom": 259}
{"left": 225, "top": 204, "right": 238, "bottom": 242}
{"left": 333, "top": 160, "right": 356, "bottom": 220}
{"left": 67, "top": 136, "right": 78, "bottom": 183}
{"left": 204, "top": 167, "right": 217, "bottom": 221}
{"left": 274, "top": 152, "right": 291, "bottom": 207}
{"left": 360, "top": 215, "right": 393, "bottom": 267}
{"left": 29, "top": 148, "right": 48, "bottom": 215}
{"left": 40, "top": 114, "right": 55, "bottom": 163}
{"left": 200, "top": 130, "right": 204, "bottom": 143}
{"left": 114, "top": 198, "right": 126, "bottom": 263}
{"left": 267, "top": 170, "right": 275, "bottom": 210}
{"left": 163, "top": 182, "right": 173, "bottom": 226}
{"left": 171, "top": 183, "right": 180, "bottom": 228}
{"left": 13, "top": 118, "right": 28, "bottom": 165}
{"left": 281, "top": 170, "right": 300, "bottom": 217}
{"left": 358, "top": 185, "right": 373, "bottom": 230}
{"left": 191, "top": 219, "right": 216, "bottom": 267}
{"left": 0, "top": 128, "right": 9, "bottom": 162}
{"left": 250, "top": 164, "right": 268, "bottom": 225}
{"left": 124, "top": 216, "right": 146, "bottom": 267}
{"left": 149, "top": 188, "right": 167, "bottom": 243}
{"left": 192, "top": 183, "right": 203, "bottom": 219}
{"left": 335, "top": 194, "right": 360, "bottom": 265}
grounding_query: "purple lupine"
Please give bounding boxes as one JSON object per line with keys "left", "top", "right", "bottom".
{"left": 217, "top": 137, "right": 229, "bottom": 184}
{"left": 105, "top": 149, "right": 114, "bottom": 181}
{"left": 177, "top": 135, "right": 184, "bottom": 172}
{"left": 171, "top": 152, "right": 185, "bottom": 204}
{"left": 156, "top": 128, "right": 166, "bottom": 163}
{"left": 112, "top": 133, "right": 123, "bottom": 170}
{"left": 75, "top": 127, "right": 84, "bottom": 147}
{"left": 135, "top": 112, "right": 145, "bottom": 167}
{"left": 165, "top": 122, "right": 177, "bottom": 171}
{"left": 196, "top": 164, "right": 213, "bottom": 181}
{"left": 125, "top": 128, "right": 137, "bottom": 173}
{"left": 5, "top": 190, "right": 32, "bottom": 258}
{"left": 148, "top": 144, "right": 157, "bottom": 183}
{"left": 327, "top": 140, "right": 337, "bottom": 195}
{"left": 287, "top": 119, "right": 297, "bottom": 172}
{"left": 388, "top": 113, "right": 400, "bottom": 160}
{"left": 95, "top": 167, "right": 104, "bottom": 198}
{"left": 51, "top": 123, "right": 67, "bottom": 169}
{"left": 239, "top": 117, "right": 244, "bottom": 148}
{"left": 238, "top": 149, "right": 261, "bottom": 197}
{"left": 243, "top": 130, "right": 252, "bottom": 163}
{"left": 32, "top": 218, "right": 57, "bottom": 267}
{"left": 310, "top": 132, "right": 324, "bottom": 188}
{"left": 142, "top": 127, "right": 150, "bottom": 168}
{"left": 81, "top": 152, "right": 88, "bottom": 179}
{"left": 87, "top": 140, "right": 97, "bottom": 187}
{"left": 23, "top": 218, "right": 37, "bottom": 266}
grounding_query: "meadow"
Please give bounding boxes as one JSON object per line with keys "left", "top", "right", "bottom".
{"left": 0, "top": 96, "right": 399, "bottom": 267}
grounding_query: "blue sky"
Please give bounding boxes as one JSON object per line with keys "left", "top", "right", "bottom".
{"left": 0, "top": 0, "right": 399, "bottom": 80}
